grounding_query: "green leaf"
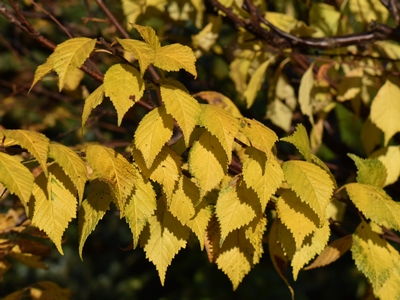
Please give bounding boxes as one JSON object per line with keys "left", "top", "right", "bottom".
{"left": 117, "top": 38, "right": 154, "bottom": 77}
{"left": 160, "top": 80, "right": 201, "bottom": 146}
{"left": 140, "top": 198, "right": 189, "bottom": 286}
{"left": 78, "top": 180, "right": 112, "bottom": 259}
{"left": 345, "top": 183, "right": 400, "bottom": 231}
{"left": 0, "top": 152, "right": 34, "bottom": 207}
{"left": 244, "top": 59, "right": 270, "bottom": 108}
{"left": 188, "top": 130, "right": 227, "bottom": 196}
{"left": 154, "top": 44, "right": 197, "bottom": 77}
{"left": 0, "top": 130, "right": 50, "bottom": 174}
{"left": 31, "top": 163, "right": 77, "bottom": 255}
{"left": 82, "top": 84, "right": 104, "bottom": 128}
{"left": 281, "top": 124, "right": 311, "bottom": 162}
{"left": 198, "top": 104, "right": 240, "bottom": 163}
{"left": 282, "top": 160, "right": 334, "bottom": 226}
{"left": 370, "top": 77, "right": 400, "bottom": 145}
{"left": 104, "top": 63, "right": 145, "bottom": 125}
{"left": 239, "top": 118, "right": 278, "bottom": 155}
{"left": 49, "top": 143, "right": 87, "bottom": 203}
{"left": 52, "top": 37, "right": 96, "bottom": 91}
{"left": 348, "top": 154, "right": 387, "bottom": 188}
{"left": 134, "top": 106, "right": 174, "bottom": 168}
{"left": 86, "top": 145, "right": 137, "bottom": 214}
{"left": 298, "top": 62, "right": 315, "bottom": 125}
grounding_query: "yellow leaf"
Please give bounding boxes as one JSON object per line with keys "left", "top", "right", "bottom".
{"left": 239, "top": 118, "right": 278, "bottom": 154}
{"left": 188, "top": 130, "right": 227, "bottom": 195}
{"left": 104, "top": 63, "right": 145, "bottom": 125}
{"left": 0, "top": 130, "right": 50, "bottom": 174}
{"left": 244, "top": 59, "right": 270, "bottom": 108}
{"left": 86, "top": 145, "right": 137, "bottom": 214}
{"left": 244, "top": 213, "right": 267, "bottom": 265}
{"left": 337, "top": 68, "right": 362, "bottom": 102}
{"left": 291, "top": 219, "right": 330, "bottom": 280}
{"left": 309, "top": 3, "right": 340, "bottom": 36}
{"left": 29, "top": 281, "right": 71, "bottom": 300}
{"left": 281, "top": 123, "right": 311, "bottom": 162}
{"left": 140, "top": 198, "right": 189, "bottom": 285}
{"left": 31, "top": 164, "right": 77, "bottom": 254}
{"left": 132, "top": 146, "right": 181, "bottom": 200}
{"left": 216, "top": 178, "right": 258, "bottom": 241}
{"left": 78, "top": 180, "right": 112, "bottom": 259}
{"left": 49, "top": 143, "right": 87, "bottom": 203}
{"left": 30, "top": 55, "right": 54, "bottom": 92}
{"left": 82, "top": 84, "right": 104, "bottom": 128}
{"left": 268, "top": 219, "right": 295, "bottom": 300}
{"left": 52, "top": 37, "right": 96, "bottom": 91}
{"left": 133, "top": 24, "right": 161, "bottom": 50}
{"left": 370, "top": 78, "right": 400, "bottom": 145}
{"left": 230, "top": 57, "right": 251, "bottom": 96}
{"left": 304, "top": 235, "right": 352, "bottom": 270}
{"left": 117, "top": 38, "right": 154, "bottom": 77}
{"left": 349, "top": 0, "right": 389, "bottom": 25}
{"left": 283, "top": 160, "right": 334, "bottom": 226}
{"left": 198, "top": 104, "right": 240, "bottom": 163}
{"left": 348, "top": 154, "right": 387, "bottom": 188}
{"left": 193, "top": 91, "right": 243, "bottom": 118}
{"left": 371, "top": 146, "right": 400, "bottom": 186}
{"left": 160, "top": 80, "right": 201, "bottom": 146}
{"left": 345, "top": 183, "right": 400, "bottom": 231}
{"left": 134, "top": 106, "right": 174, "bottom": 168}
{"left": 63, "top": 68, "right": 85, "bottom": 91}
{"left": 154, "top": 43, "right": 197, "bottom": 77}
{"left": 298, "top": 62, "right": 315, "bottom": 125}
{"left": 351, "top": 219, "right": 400, "bottom": 298}
{"left": 266, "top": 99, "right": 293, "bottom": 133}
{"left": 0, "top": 152, "right": 34, "bottom": 207}
{"left": 242, "top": 147, "right": 284, "bottom": 210}
{"left": 124, "top": 169, "right": 157, "bottom": 249}
{"left": 310, "top": 154, "right": 338, "bottom": 189}
{"left": 9, "top": 244, "right": 47, "bottom": 269}
{"left": 192, "top": 16, "right": 221, "bottom": 55}
{"left": 169, "top": 175, "right": 212, "bottom": 249}
{"left": 276, "top": 190, "right": 319, "bottom": 249}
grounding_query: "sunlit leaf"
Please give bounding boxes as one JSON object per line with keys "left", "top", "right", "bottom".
{"left": 154, "top": 44, "right": 197, "bottom": 77}
{"left": 348, "top": 154, "right": 387, "bottom": 188}
{"left": 82, "top": 84, "right": 104, "bottom": 128}
{"left": 133, "top": 24, "right": 161, "bottom": 50}
{"left": 117, "top": 38, "right": 154, "bottom": 77}
{"left": 281, "top": 123, "right": 311, "bottom": 162}
{"left": 30, "top": 55, "right": 54, "bottom": 92}
{"left": 244, "top": 59, "right": 270, "bottom": 108}
{"left": 298, "top": 62, "right": 315, "bottom": 125}
{"left": 371, "top": 146, "right": 400, "bottom": 186}
{"left": 239, "top": 118, "right": 278, "bottom": 154}
{"left": 194, "top": 91, "right": 242, "bottom": 118}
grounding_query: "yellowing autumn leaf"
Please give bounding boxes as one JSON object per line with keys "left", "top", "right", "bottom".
{"left": 198, "top": 104, "right": 240, "bottom": 163}
{"left": 276, "top": 190, "right": 319, "bottom": 249}
{"left": 281, "top": 123, "right": 311, "bottom": 162}
{"left": 49, "top": 143, "right": 87, "bottom": 203}
{"left": 154, "top": 43, "right": 197, "bottom": 77}
{"left": 160, "top": 80, "right": 201, "bottom": 146}
{"left": 140, "top": 198, "right": 189, "bottom": 285}
{"left": 348, "top": 154, "right": 387, "bottom": 188}
{"left": 9, "top": 244, "right": 47, "bottom": 269}
{"left": 239, "top": 118, "right": 278, "bottom": 154}
{"left": 31, "top": 164, "right": 77, "bottom": 254}
{"left": 78, "top": 180, "right": 112, "bottom": 259}
{"left": 298, "top": 62, "right": 315, "bottom": 125}
{"left": 291, "top": 219, "right": 330, "bottom": 280}
{"left": 304, "top": 235, "right": 352, "bottom": 270}
{"left": 0, "top": 130, "right": 50, "bottom": 174}
{"left": 0, "top": 152, "right": 34, "bottom": 207}
{"left": 371, "top": 146, "right": 400, "bottom": 186}
{"left": 51, "top": 37, "right": 96, "bottom": 91}
{"left": 82, "top": 84, "right": 104, "bottom": 128}
{"left": 244, "top": 214, "right": 267, "bottom": 265}
{"left": 193, "top": 91, "right": 242, "bottom": 118}
{"left": 242, "top": 147, "right": 284, "bottom": 210}
{"left": 133, "top": 24, "right": 161, "bottom": 50}
{"left": 216, "top": 178, "right": 258, "bottom": 241}
{"left": 117, "top": 38, "right": 154, "bottom": 77}
{"left": 189, "top": 130, "right": 227, "bottom": 195}
{"left": 124, "top": 169, "right": 157, "bottom": 249}
{"left": 134, "top": 106, "right": 174, "bottom": 168}
{"left": 30, "top": 55, "right": 54, "bottom": 92}
{"left": 370, "top": 78, "right": 400, "bottom": 145}
{"left": 244, "top": 59, "right": 270, "bottom": 108}
{"left": 86, "top": 145, "right": 137, "bottom": 214}
{"left": 283, "top": 160, "right": 334, "bottom": 225}
{"left": 345, "top": 183, "right": 400, "bottom": 231}
{"left": 104, "top": 63, "right": 145, "bottom": 125}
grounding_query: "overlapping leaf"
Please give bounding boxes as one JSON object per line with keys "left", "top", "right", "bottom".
{"left": 0, "top": 130, "right": 50, "bottom": 174}
{"left": 345, "top": 183, "right": 400, "bottom": 231}
{"left": 78, "top": 180, "right": 112, "bottom": 259}
{"left": 239, "top": 118, "right": 278, "bottom": 154}
{"left": 281, "top": 124, "right": 311, "bottom": 162}
{"left": 134, "top": 106, "right": 174, "bottom": 168}
{"left": 30, "top": 55, "right": 54, "bottom": 92}
{"left": 244, "top": 214, "right": 267, "bottom": 265}
{"left": 154, "top": 44, "right": 197, "bottom": 77}
{"left": 193, "top": 91, "right": 243, "bottom": 118}
{"left": 31, "top": 164, "right": 77, "bottom": 254}
{"left": 133, "top": 24, "right": 161, "bottom": 50}
{"left": 49, "top": 143, "right": 87, "bottom": 203}
{"left": 140, "top": 198, "right": 189, "bottom": 285}
{"left": 117, "top": 38, "right": 154, "bottom": 76}
{"left": 188, "top": 130, "right": 227, "bottom": 195}
{"left": 104, "top": 63, "right": 145, "bottom": 125}
{"left": 86, "top": 145, "right": 137, "bottom": 214}
{"left": 82, "top": 84, "right": 104, "bottom": 128}
{"left": 51, "top": 37, "right": 96, "bottom": 91}
{"left": 244, "top": 59, "right": 270, "bottom": 108}
{"left": 0, "top": 152, "right": 34, "bottom": 207}
{"left": 348, "top": 154, "right": 387, "bottom": 188}
{"left": 160, "top": 81, "right": 201, "bottom": 146}
{"left": 283, "top": 160, "right": 334, "bottom": 225}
